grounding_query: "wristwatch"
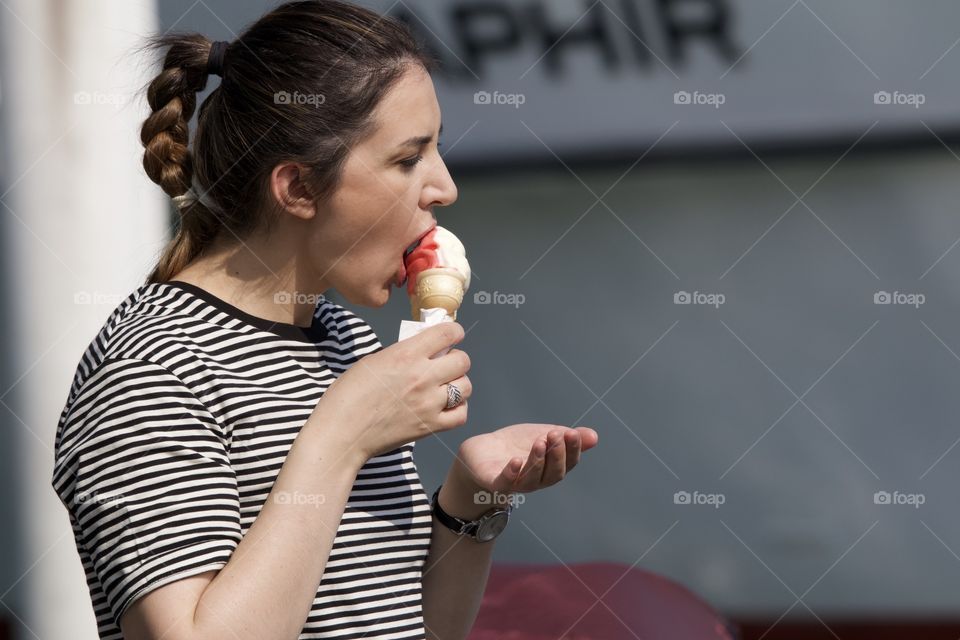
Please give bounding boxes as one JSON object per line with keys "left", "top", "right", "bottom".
{"left": 431, "top": 484, "right": 513, "bottom": 543}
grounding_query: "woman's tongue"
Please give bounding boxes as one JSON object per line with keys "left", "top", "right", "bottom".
{"left": 394, "top": 258, "right": 406, "bottom": 288}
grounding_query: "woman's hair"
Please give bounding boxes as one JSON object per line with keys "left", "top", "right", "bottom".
{"left": 138, "top": 0, "right": 437, "bottom": 284}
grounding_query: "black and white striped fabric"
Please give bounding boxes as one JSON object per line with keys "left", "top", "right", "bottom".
{"left": 51, "top": 281, "right": 434, "bottom": 639}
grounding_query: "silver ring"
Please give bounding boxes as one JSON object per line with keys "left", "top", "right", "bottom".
{"left": 445, "top": 383, "right": 463, "bottom": 410}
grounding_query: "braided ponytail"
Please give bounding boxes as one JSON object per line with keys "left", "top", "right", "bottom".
{"left": 139, "top": 34, "right": 224, "bottom": 284}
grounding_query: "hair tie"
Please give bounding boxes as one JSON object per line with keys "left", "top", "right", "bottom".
{"left": 206, "top": 40, "right": 229, "bottom": 77}
{"left": 171, "top": 176, "right": 221, "bottom": 213}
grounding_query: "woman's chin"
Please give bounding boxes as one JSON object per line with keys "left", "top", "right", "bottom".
{"left": 341, "top": 286, "right": 390, "bottom": 308}
{"left": 373, "top": 287, "right": 391, "bottom": 307}
{"left": 337, "top": 275, "right": 399, "bottom": 308}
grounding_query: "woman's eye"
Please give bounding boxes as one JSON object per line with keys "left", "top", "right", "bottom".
{"left": 399, "top": 142, "right": 443, "bottom": 170}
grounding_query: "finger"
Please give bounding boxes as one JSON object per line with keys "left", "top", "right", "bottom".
{"left": 434, "top": 399, "right": 468, "bottom": 431}
{"left": 440, "top": 375, "right": 472, "bottom": 411}
{"left": 564, "top": 429, "right": 582, "bottom": 470}
{"left": 540, "top": 430, "right": 566, "bottom": 486}
{"left": 499, "top": 456, "right": 525, "bottom": 486}
{"left": 514, "top": 436, "right": 547, "bottom": 489}
{"left": 423, "top": 348, "right": 471, "bottom": 387}
{"left": 405, "top": 321, "right": 465, "bottom": 358}
{"left": 574, "top": 427, "right": 599, "bottom": 451}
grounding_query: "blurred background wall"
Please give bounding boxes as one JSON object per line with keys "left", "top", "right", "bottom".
{"left": 0, "top": 1, "right": 168, "bottom": 638}
{"left": 4, "top": 0, "right": 960, "bottom": 638}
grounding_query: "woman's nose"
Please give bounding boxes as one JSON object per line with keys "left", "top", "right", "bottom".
{"left": 425, "top": 156, "right": 458, "bottom": 209}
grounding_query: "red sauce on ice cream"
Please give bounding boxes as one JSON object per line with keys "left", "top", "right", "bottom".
{"left": 404, "top": 228, "right": 440, "bottom": 295}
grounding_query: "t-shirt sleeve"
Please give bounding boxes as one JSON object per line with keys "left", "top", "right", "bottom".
{"left": 64, "top": 358, "right": 241, "bottom": 625}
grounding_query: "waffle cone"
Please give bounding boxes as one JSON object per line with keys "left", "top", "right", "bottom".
{"left": 409, "top": 267, "right": 466, "bottom": 320}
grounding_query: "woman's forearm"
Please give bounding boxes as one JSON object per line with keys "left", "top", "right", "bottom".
{"left": 189, "top": 418, "right": 366, "bottom": 640}
{"left": 421, "top": 459, "right": 499, "bottom": 640}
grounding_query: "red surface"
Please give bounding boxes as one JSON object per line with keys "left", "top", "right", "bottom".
{"left": 469, "top": 562, "right": 738, "bottom": 640}
{"left": 404, "top": 227, "right": 440, "bottom": 295}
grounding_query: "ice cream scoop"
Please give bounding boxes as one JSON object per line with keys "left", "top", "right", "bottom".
{"left": 404, "top": 226, "right": 470, "bottom": 320}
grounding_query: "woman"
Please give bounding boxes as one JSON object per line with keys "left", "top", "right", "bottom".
{"left": 51, "top": 1, "right": 599, "bottom": 639}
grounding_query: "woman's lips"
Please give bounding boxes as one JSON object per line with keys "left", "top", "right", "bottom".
{"left": 404, "top": 239, "right": 420, "bottom": 257}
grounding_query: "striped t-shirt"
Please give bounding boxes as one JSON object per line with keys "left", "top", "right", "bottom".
{"left": 51, "top": 280, "right": 434, "bottom": 639}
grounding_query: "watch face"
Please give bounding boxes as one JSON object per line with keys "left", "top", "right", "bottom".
{"left": 476, "top": 511, "right": 510, "bottom": 542}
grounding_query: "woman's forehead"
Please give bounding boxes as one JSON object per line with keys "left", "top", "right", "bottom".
{"left": 368, "top": 66, "right": 441, "bottom": 147}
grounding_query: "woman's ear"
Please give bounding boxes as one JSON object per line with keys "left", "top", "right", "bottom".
{"left": 270, "top": 162, "right": 318, "bottom": 221}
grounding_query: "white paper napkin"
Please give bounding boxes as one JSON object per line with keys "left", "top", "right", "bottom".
{"left": 398, "top": 307, "right": 455, "bottom": 358}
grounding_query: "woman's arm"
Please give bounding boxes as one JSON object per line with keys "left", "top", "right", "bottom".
{"left": 421, "top": 425, "right": 596, "bottom": 640}
{"left": 421, "top": 458, "right": 500, "bottom": 640}
{"left": 120, "top": 417, "right": 367, "bottom": 640}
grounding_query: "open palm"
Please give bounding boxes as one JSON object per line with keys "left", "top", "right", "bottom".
{"left": 457, "top": 423, "right": 599, "bottom": 495}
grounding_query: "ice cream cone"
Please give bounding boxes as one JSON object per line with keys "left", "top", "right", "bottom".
{"left": 410, "top": 267, "right": 465, "bottom": 320}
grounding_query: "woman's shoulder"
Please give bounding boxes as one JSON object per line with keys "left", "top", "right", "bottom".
{"left": 64, "top": 284, "right": 218, "bottom": 400}
{"left": 86, "top": 283, "right": 209, "bottom": 357}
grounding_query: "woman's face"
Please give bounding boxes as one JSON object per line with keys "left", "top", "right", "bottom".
{"left": 307, "top": 64, "right": 458, "bottom": 307}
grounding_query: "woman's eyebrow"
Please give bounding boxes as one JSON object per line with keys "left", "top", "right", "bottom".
{"left": 396, "top": 123, "right": 443, "bottom": 149}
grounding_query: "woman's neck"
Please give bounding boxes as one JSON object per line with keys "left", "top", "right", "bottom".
{"left": 170, "top": 235, "right": 323, "bottom": 328}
